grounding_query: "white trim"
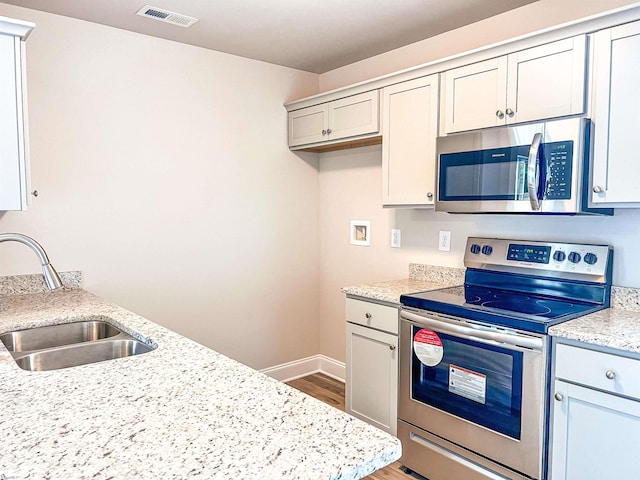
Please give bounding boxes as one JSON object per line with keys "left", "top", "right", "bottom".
{"left": 260, "top": 354, "right": 345, "bottom": 383}
{"left": 0, "top": 16, "right": 35, "bottom": 39}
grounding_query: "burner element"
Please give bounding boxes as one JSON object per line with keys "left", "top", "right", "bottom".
{"left": 483, "top": 300, "right": 552, "bottom": 316}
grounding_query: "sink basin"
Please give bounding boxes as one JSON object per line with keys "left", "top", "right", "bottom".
{"left": 0, "top": 319, "right": 156, "bottom": 371}
{"left": 13, "top": 338, "right": 154, "bottom": 372}
{"left": 0, "top": 320, "right": 121, "bottom": 352}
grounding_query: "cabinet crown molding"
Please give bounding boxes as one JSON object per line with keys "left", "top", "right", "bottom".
{"left": 285, "top": 3, "right": 640, "bottom": 112}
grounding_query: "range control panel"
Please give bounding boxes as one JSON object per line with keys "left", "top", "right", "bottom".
{"left": 464, "top": 237, "right": 611, "bottom": 278}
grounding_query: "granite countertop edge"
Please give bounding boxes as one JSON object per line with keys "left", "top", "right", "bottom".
{"left": 0, "top": 288, "right": 400, "bottom": 480}
{"left": 342, "top": 271, "right": 640, "bottom": 356}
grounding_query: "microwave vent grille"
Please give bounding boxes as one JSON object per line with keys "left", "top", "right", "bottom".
{"left": 136, "top": 5, "right": 198, "bottom": 28}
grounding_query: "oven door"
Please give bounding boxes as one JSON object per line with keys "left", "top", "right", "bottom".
{"left": 399, "top": 309, "right": 548, "bottom": 479}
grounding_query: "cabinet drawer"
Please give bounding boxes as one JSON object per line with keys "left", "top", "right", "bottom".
{"left": 555, "top": 344, "right": 640, "bottom": 400}
{"left": 346, "top": 298, "right": 398, "bottom": 335}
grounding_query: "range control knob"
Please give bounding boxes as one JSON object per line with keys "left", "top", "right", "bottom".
{"left": 481, "top": 245, "right": 493, "bottom": 256}
{"left": 553, "top": 250, "right": 566, "bottom": 262}
{"left": 470, "top": 244, "right": 481, "bottom": 255}
{"left": 584, "top": 253, "right": 598, "bottom": 265}
{"left": 568, "top": 252, "right": 582, "bottom": 264}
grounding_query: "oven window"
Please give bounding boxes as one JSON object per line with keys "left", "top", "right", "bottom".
{"left": 411, "top": 326, "right": 523, "bottom": 440}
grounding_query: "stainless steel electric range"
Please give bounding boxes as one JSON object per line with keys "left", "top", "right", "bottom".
{"left": 398, "top": 237, "right": 613, "bottom": 480}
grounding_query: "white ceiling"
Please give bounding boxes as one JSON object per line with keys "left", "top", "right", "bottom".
{"left": 0, "top": 0, "right": 539, "bottom": 73}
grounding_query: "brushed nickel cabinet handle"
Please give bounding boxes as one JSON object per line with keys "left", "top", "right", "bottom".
{"left": 554, "top": 392, "right": 564, "bottom": 401}
{"left": 605, "top": 370, "right": 616, "bottom": 380}
{"left": 496, "top": 110, "right": 505, "bottom": 119}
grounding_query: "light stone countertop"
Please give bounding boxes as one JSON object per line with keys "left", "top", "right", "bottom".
{"left": 0, "top": 287, "right": 401, "bottom": 480}
{"left": 341, "top": 264, "right": 465, "bottom": 305}
{"left": 340, "top": 265, "right": 640, "bottom": 356}
{"left": 549, "top": 286, "right": 640, "bottom": 355}
{"left": 341, "top": 278, "right": 452, "bottom": 305}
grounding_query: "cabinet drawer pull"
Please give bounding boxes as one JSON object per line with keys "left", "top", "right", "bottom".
{"left": 606, "top": 370, "right": 616, "bottom": 380}
{"left": 427, "top": 192, "right": 433, "bottom": 199}
{"left": 322, "top": 129, "right": 327, "bottom": 135}
{"left": 326, "top": 128, "right": 332, "bottom": 134}
{"left": 506, "top": 107, "right": 514, "bottom": 117}
{"left": 554, "top": 392, "right": 564, "bottom": 401}
{"left": 496, "top": 109, "right": 505, "bottom": 119}
{"left": 593, "top": 185, "right": 604, "bottom": 193}
{"left": 389, "top": 345, "right": 396, "bottom": 351}
{"left": 365, "top": 313, "right": 372, "bottom": 319}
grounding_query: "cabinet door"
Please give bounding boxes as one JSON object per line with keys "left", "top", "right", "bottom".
{"left": 591, "top": 21, "right": 640, "bottom": 205}
{"left": 288, "top": 103, "right": 328, "bottom": 147}
{"left": 345, "top": 322, "right": 398, "bottom": 435}
{"left": 440, "top": 57, "right": 507, "bottom": 134}
{"left": 328, "top": 90, "right": 379, "bottom": 141}
{"left": 550, "top": 380, "right": 640, "bottom": 480}
{"left": 0, "top": 34, "right": 29, "bottom": 211}
{"left": 382, "top": 75, "right": 438, "bottom": 206}
{"left": 506, "top": 36, "right": 586, "bottom": 125}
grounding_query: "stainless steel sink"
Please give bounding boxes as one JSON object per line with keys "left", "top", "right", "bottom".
{"left": 0, "top": 320, "right": 121, "bottom": 352}
{"left": 0, "top": 319, "right": 156, "bottom": 371}
{"left": 13, "top": 338, "right": 154, "bottom": 372}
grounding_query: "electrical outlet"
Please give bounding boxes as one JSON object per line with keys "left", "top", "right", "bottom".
{"left": 391, "top": 229, "right": 401, "bottom": 248}
{"left": 439, "top": 231, "right": 451, "bottom": 251}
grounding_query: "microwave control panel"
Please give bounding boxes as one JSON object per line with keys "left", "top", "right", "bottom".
{"left": 544, "top": 141, "right": 573, "bottom": 200}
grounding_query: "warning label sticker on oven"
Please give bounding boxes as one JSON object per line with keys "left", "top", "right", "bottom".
{"left": 449, "top": 365, "right": 487, "bottom": 404}
{"left": 413, "top": 329, "right": 444, "bottom": 367}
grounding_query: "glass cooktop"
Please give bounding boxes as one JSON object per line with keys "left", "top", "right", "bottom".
{"left": 400, "top": 284, "right": 603, "bottom": 333}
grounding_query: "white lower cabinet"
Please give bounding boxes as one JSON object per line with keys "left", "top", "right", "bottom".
{"left": 549, "top": 343, "right": 640, "bottom": 479}
{"left": 345, "top": 298, "right": 398, "bottom": 436}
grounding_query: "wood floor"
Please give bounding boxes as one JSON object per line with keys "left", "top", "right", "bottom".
{"left": 286, "top": 373, "right": 425, "bottom": 480}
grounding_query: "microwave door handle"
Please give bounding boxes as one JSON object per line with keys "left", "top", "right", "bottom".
{"left": 527, "top": 132, "right": 542, "bottom": 211}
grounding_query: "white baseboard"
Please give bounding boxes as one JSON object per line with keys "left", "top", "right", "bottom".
{"left": 260, "top": 354, "right": 345, "bottom": 383}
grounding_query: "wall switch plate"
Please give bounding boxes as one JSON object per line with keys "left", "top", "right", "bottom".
{"left": 439, "top": 231, "right": 451, "bottom": 251}
{"left": 391, "top": 229, "right": 401, "bottom": 248}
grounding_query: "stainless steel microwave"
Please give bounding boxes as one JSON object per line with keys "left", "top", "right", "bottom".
{"left": 435, "top": 118, "right": 613, "bottom": 215}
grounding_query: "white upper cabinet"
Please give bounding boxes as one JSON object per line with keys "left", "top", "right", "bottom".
{"left": 0, "top": 17, "right": 33, "bottom": 211}
{"left": 441, "top": 35, "right": 587, "bottom": 134}
{"left": 382, "top": 75, "right": 439, "bottom": 206}
{"left": 591, "top": 20, "right": 640, "bottom": 206}
{"left": 288, "top": 90, "right": 379, "bottom": 149}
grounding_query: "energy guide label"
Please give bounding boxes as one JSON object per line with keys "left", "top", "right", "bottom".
{"left": 413, "top": 329, "right": 443, "bottom": 367}
{"left": 449, "top": 364, "right": 487, "bottom": 404}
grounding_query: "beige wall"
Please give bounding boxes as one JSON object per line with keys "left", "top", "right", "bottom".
{"left": 317, "top": 0, "right": 640, "bottom": 363}
{"left": 0, "top": 3, "right": 320, "bottom": 370}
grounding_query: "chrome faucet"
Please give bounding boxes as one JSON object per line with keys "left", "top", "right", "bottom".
{"left": 0, "top": 233, "right": 63, "bottom": 290}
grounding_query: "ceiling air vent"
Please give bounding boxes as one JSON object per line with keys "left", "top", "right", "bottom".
{"left": 136, "top": 5, "right": 198, "bottom": 28}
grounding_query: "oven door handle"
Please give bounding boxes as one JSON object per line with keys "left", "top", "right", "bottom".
{"left": 401, "top": 310, "right": 543, "bottom": 350}
{"left": 408, "top": 431, "right": 511, "bottom": 480}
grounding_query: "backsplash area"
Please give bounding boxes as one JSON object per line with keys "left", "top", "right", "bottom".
{"left": 0, "top": 272, "right": 82, "bottom": 297}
